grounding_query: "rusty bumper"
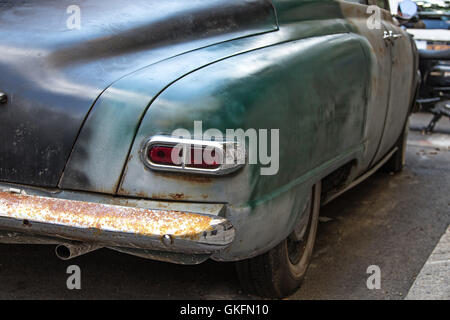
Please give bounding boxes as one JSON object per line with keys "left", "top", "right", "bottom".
{"left": 0, "top": 189, "right": 234, "bottom": 254}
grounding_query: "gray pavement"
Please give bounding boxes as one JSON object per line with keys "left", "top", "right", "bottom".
{"left": 289, "top": 136, "right": 450, "bottom": 300}
{"left": 0, "top": 113, "right": 449, "bottom": 299}
{"left": 410, "top": 112, "right": 450, "bottom": 135}
{"left": 406, "top": 226, "right": 450, "bottom": 300}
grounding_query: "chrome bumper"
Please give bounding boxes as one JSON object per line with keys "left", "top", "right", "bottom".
{"left": 0, "top": 189, "right": 234, "bottom": 254}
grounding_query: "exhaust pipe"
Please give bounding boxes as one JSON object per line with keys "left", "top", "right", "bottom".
{"left": 55, "top": 242, "right": 103, "bottom": 260}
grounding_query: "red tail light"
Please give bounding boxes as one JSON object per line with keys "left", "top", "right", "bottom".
{"left": 148, "top": 145, "right": 220, "bottom": 169}
{"left": 186, "top": 148, "right": 220, "bottom": 169}
{"left": 141, "top": 136, "right": 244, "bottom": 175}
{"left": 148, "top": 146, "right": 177, "bottom": 165}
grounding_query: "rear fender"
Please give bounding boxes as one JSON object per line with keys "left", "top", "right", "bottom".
{"left": 118, "top": 34, "right": 370, "bottom": 259}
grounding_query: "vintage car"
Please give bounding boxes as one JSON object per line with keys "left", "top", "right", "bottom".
{"left": 0, "top": 0, "right": 419, "bottom": 298}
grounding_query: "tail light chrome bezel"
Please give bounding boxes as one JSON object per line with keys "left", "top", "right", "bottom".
{"left": 140, "top": 135, "right": 245, "bottom": 175}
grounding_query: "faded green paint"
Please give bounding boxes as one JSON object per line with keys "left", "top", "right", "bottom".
{"left": 119, "top": 33, "right": 370, "bottom": 206}
{"left": 61, "top": 0, "right": 354, "bottom": 194}
{"left": 60, "top": 0, "right": 418, "bottom": 260}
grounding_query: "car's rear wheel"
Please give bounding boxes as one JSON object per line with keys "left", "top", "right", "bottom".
{"left": 235, "top": 182, "right": 321, "bottom": 299}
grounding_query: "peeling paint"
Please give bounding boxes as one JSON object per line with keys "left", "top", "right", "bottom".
{"left": 0, "top": 191, "right": 225, "bottom": 241}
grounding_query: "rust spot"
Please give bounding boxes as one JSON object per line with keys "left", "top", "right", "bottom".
{"left": 151, "top": 193, "right": 192, "bottom": 201}
{"left": 110, "top": 198, "right": 131, "bottom": 207}
{"left": 153, "top": 171, "right": 212, "bottom": 184}
{"left": 0, "top": 191, "right": 214, "bottom": 241}
{"left": 135, "top": 192, "right": 148, "bottom": 199}
{"left": 168, "top": 193, "right": 185, "bottom": 200}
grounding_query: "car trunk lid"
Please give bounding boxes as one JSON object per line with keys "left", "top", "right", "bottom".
{"left": 0, "top": 0, "right": 277, "bottom": 187}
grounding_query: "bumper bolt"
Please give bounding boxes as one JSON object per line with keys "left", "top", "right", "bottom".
{"left": 161, "top": 234, "right": 173, "bottom": 246}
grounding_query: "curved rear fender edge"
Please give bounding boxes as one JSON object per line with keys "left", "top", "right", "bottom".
{"left": 213, "top": 181, "right": 312, "bottom": 262}
{"left": 118, "top": 33, "right": 370, "bottom": 205}
{"left": 409, "top": 41, "right": 421, "bottom": 114}
{"left": 212, "top": 145, "right": 364, "bottom": 262}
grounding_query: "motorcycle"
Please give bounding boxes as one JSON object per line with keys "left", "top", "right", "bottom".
{"left": 417, "top": 49, "right": 450, "bottom": 133}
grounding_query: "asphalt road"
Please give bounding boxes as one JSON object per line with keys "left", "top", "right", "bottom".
{"left": 0, "top": 114, "right": 449, "bottom": 300}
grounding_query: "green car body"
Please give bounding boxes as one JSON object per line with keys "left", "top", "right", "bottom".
{"left": 0, "top": 0, "right": 418, "bottom": 276}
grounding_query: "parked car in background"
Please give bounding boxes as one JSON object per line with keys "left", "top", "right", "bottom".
{"left": 0, "top": 0, "right": 419, "bottom": 298}
{"left": 405, "top": 1, "right": 450, "bottom": 121}
{"left": 407, "top": 0, "right": 450, "bottom": 50}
